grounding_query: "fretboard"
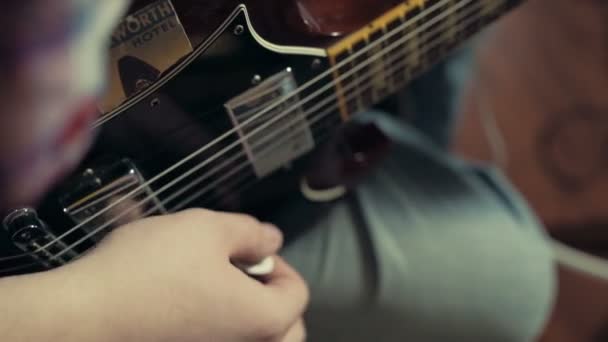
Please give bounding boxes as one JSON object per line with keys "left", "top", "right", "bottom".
{"left": 326, "top": 0, "right": 522, "bottom": 121}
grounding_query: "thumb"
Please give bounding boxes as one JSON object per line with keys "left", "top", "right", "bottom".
{"left": 219, "top": 213, "right": 284, "bottom": 264}
{"left": 256, "top": 256, "right": 309, "bottom": 334}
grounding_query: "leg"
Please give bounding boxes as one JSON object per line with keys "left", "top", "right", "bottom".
{"left": 279, "top": 114, "right": 555, "bottom": 341}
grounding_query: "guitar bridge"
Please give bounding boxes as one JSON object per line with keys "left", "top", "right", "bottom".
{"left": 60, "top": 159, "right": 166, "bottom": 242}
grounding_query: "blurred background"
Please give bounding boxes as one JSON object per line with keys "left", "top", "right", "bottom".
{"left": 397, "top": 0, "right": 608, "bottom": 339}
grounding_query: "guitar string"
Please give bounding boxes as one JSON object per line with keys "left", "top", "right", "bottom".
{"left": 162, "top": 117, "right": 341, "bottom": 212}
{"left": 165, "top": 27, "right": 452, "bottom": 213}
{"left": 165, "top": 0, "right": 484, "bottom": 210}
{"left": 45, "top": 0, "right": 462, "bottom": 239}
{"left": 0, "top": 118, "right": 344, "bottom": 274}
{"left": 0, "top": 17, "right": 486, "bottom": 275}
{"left": 129, "top": 119, "right": 338, "bottom": 219}
{"left": 154, "top": 113, "right": 341, "bottom": 213}
{"left": 151, "top": 98, "right": 348, "bottom": 212}
{"left": 171, "top": 120, "right": 340, "bottom": 212}
{"left": 0, "top": 0, "right": 484, "bottom": 267}
{"left": 66, "top": 0, "right": 460, "bottom": 234}
{"left": 168, "top": 20, "right": 471, "bottom": 213}
{"left": 178, "top": 124, "right": 339, "bottom": 212}
{"left": 48, "top": 4, "right": 485, "bottom": 262}
{"left": 0, "top": 0, "right": 483, "bottom": 268}
{"left": 0, "top": 124, "right": 337, "bottom": 275}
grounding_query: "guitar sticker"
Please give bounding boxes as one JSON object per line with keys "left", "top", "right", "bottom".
{"left": 100, "top": 0, "right": 192, "bottom": 113}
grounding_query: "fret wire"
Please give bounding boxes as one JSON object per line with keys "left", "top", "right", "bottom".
{"left": 171, "top": 1, "right": 494, "bottom": 217}
{"left": 184, "top": 10, "right": 488, "bottom": 213}
{"left": 333, "top": 0, "right": 481, "bottom": 110}
{"left": 0, "top": 3, "right": 514, "bottom": 268}
{"left": 388, "top": 20, "right": 406, "bottom": 86}
{"left": 446, "top": 0, "right": 460, "bottom": 43}
{"left": 173, "top": 1, "right": 507, "bottom": 214}
{"left": 353, "top": 39, "right": 371, "bottom": 110}
{"left": 369, "top": 31, "right": 391, "bottom": 103}
{"left": 368, "top": 26, "right": 392, "bottom": 93}
{"left": 342, "top": 0, "right": 483, "bottom": 107}
{"left": 63, "top": 1, "right": 494, "bottom": 256}
{"left": 333, "top": 50, "right": 357, "bottom": 119}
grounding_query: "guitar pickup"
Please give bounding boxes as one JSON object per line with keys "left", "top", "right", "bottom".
{"left": 225, "top": 69, "right": 315, "bottom": 178}
{"left": 59, "top": 159, "right": 166, "bottom": 242}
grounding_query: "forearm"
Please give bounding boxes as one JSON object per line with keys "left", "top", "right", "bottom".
{"left": 0, "top": 270, "right": 109, "bottom": 342}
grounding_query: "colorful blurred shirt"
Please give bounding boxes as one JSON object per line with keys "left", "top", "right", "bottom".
{"left": 0, "top": 0, "right": 129, "bottom": 210}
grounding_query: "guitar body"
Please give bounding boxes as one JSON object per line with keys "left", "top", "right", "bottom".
{"left": 0, "top": 0, "right": 522, "bottom": 275}
{"left": 162, "top": 0, "right": 401, "bottom": 45}
{"left": 0, "top": 0, "right": 397, "bottom": 275}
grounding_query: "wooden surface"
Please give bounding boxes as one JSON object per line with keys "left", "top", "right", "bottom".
{"left": 453, "top": 0, "right": 608, "bottom": 340}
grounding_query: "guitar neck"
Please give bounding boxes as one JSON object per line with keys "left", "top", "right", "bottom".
{"left": 326, "top": 0, "right": 522, "bottom": 121}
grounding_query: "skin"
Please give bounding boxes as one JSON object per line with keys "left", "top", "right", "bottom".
{"left": 0, "top": 1, "right": 309, "bottom": 341}
{"left": 0, "top": 209, "right": 309, "bottom": 342}
{"left": 3, "top": 0, "right": 601, "bottom": 340}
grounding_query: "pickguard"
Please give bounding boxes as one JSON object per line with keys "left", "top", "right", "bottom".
{"left": 65, "top": 8, "right": 331, "bottom": 216}
{"left": 3, "top": 0, "right": 513, "bottom": 274}
{"left": 0, "top": 6, "right": 337, "bottom": 276}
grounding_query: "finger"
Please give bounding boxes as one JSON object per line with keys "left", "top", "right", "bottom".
{"left": 280, "top": 319, "right": 306, "bottom": 342}
{"left": 219, "top": 213, "right": 284, "bottom": 263}
{"left": 259, "top": 256, "right": 310, "bottom": 328}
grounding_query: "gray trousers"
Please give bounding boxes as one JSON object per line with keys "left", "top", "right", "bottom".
{"left": 277, "top": 114, "right": 555, "bottom": 341}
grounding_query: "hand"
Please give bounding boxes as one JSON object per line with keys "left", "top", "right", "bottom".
{"left": 48, "top": 209, "right": 309, "bottom": 342}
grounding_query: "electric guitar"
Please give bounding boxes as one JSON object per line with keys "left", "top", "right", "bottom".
{"left": 0, "top": 0, "right": 522, "bottom": 276}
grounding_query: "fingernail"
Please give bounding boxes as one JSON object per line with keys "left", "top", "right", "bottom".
{"left": 263, "top": 223, "right": 282, "bottom": 240}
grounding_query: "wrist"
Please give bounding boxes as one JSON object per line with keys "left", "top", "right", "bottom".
{"left": 0, "top": 268, "right": 113, "bottom": 342}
